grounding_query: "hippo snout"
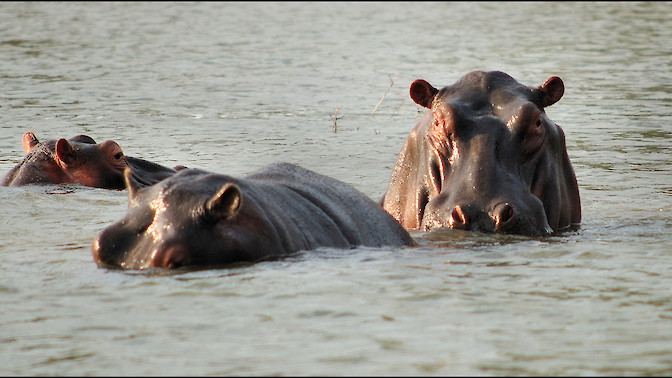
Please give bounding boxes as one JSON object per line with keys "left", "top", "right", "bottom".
{"left": 425, "top": 200, "right": 552, "bottom": 236}
{"left": 447, "top": 202, "right": 516, "bottom": 230}
{"left": 91, "top": 227, "right": 136, "bottom": 269}
{"left": 490, "top": 202, "right": 551, "bottom": 236}
{"left": 91, "top": 237, "right": 111, "bottom": 267}
{"left": 444, "top": 203, "right": 499, "bottom": 233}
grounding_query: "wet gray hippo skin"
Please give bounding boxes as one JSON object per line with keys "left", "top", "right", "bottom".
{"left": 1, "top": 132, "right": 181, "bottom": 189}
{"left": 381, "top": 71, "right": 581, "bottom": 236}
{"left": 92, "top": 163, "right": 416, "bottom": 270}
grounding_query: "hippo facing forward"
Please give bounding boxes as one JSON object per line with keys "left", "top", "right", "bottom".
{"left": 92, "top": 163, "right": 416, "bottom": 270}
{"left": 1, "top": 132, "right": 181, "bottom": 189}
{"left": 382, "top": 71, "right": 580, "bottom": 236}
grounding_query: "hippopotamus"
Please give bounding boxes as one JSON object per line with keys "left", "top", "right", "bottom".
{"left": 1, "top": 131, "right": 182, "bottom": 189}
{"left": 381, "top": 70, "right": 581, "bottom": 236}
{"left": 92, "top": 162, "right": 416, "bottom": 270}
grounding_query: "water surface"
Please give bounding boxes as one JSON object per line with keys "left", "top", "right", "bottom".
{"left": 1, "top": 2, "right": 671, "bottom": 376}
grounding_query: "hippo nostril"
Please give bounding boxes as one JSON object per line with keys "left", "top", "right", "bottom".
{"left": 493, "top": 203, "right": 514, "bottom": 226}
{"left": 153, "top": 245, "right": 190, "bottom": 269}
{"left": 449, "top": 205, "right": 468, "bottom": 228}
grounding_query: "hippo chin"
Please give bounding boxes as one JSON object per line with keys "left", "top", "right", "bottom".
{"left": 92, "top": 163, "right": 416, "bottom": 270}
{"left": 382, "top": 70, "right": 581, "bottom": 236}
{"left": 1, "top": 132, "right": 181, "bottom": 189}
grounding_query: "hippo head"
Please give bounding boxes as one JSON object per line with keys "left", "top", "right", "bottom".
{"left": 1, "top": 132, "right": 178, "bottom": 189}
{"left": 1, "top": 132, "right": 128, "bottom": 189}
{"left": 382, "top": 71, "right": 581, "bottom": 236}
{"left": 91, "top": 168, "right": 280, "bottom": 270}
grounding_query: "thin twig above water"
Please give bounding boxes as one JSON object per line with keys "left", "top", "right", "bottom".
{"left": 371, "top": 73, "right": 399, "bottom": 117}
{"left": 330, "top": 107, "right": 342, "bottom": 132}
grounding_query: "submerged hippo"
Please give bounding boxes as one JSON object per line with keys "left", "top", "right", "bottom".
{"left": 1, "top": 132, "right": 181, "bottom": 189}
{"left": 92, "top": 163, "right": 416, "bottom": 270}
{"left": 382, "top": 71, "right": 581, "bottom": 236}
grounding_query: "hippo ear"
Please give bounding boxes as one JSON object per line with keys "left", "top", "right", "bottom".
{"left": 124, "top": 167, "right": 143, "bottom": 202}
{"left": 55, "top": 138, "right": 77, "bottom": 166}
{"left": 539, "top": 76, "right": 564, "bottom": 108}
{"left": 205, "top": 183, "right": 242, "bottom": 222}
{"left": 22, "top": 132, "right": 40, "bottom": 154}
{"left": 410, "top": 79, "right": 439, "bottom": 108}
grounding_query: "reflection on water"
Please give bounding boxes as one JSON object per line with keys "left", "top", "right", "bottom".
{"left": 1, "top": 1, "right": 672, "bottom": 376}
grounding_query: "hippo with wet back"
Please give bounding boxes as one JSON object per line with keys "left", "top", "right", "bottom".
{"left": 92, "top": 162, "right": 416, "bottom": 270}
{"left": 1, "top": 131, "right": 182, "bottom": 189}
{"left": 381, "top": 70, "right": 581, "bottom": 236}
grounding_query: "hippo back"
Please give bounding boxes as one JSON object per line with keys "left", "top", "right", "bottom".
{"left": 247, "top": 163, "right": 415, "bottom": 249}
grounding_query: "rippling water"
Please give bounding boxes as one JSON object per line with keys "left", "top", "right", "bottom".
{"left": 1, "top": 2, "right": 671, "bottom": 376}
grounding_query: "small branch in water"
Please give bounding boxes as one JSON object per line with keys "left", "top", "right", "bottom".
{"left": 330, "top": 107, "right": 342, "bottom": 132}
{"left": 371, "top": 73, "right": 399, "bottom": 117}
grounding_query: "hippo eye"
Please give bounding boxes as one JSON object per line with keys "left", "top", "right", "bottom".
{"left": 114, "top": 152, "right": 123, "bottom": 160}
{"left": 536, "top": 119, "right": 542, "bottom": 127}
{"left": 135, "top": 215, "right": 153, "bottom": 235}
